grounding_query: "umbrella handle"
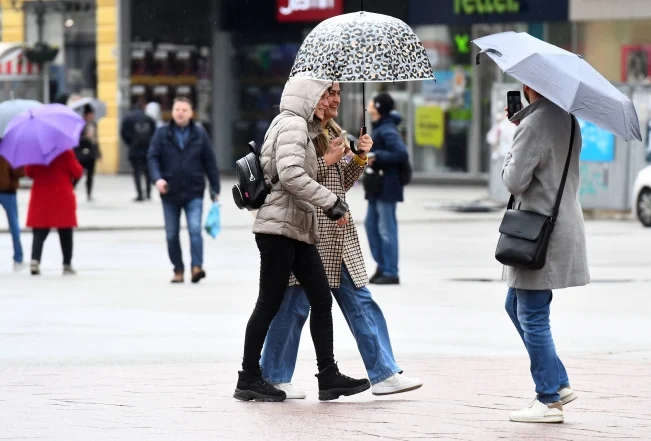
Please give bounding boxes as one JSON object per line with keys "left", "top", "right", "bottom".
{"left": 349, "top": 126, "right": 365, "bottom": 155}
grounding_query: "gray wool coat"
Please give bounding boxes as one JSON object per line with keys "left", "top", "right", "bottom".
{"left": 501, "top": 97, "right": 591, "bottom": 290}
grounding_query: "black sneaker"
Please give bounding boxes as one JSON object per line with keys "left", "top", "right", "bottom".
{"left": 316, "top": 363, "right": 370, "bottom": 401}
{"left": 372, "top": 275, "right": 400, "bottom": 285}
{"left": 369, "top": 268, "right": 382, "bottom": 284}
{"left": 233, "top": 371, "right": 286, "bottom": 402}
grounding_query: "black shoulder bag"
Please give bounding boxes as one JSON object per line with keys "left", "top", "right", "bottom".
{"left": 495, "top": 115, "right": 576, "bottom": 270}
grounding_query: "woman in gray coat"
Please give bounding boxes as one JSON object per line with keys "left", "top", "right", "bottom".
{"left": 234, "top": 77, "right": 370, "bottom": 403}
{"left": 502, "top": 85, "right": 590, "bottom": 424}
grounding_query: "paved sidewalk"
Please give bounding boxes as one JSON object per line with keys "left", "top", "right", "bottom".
{"left": 2, "top": 175, "right": 504, "bottom": 233}
{"left": 1, "top": 357, "right": 649, "bottom": 441}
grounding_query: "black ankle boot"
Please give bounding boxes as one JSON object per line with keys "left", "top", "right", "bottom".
{"left": 316, "top": 363, "right": 370, "bottom": 401}
{"left": 233, "top": 371, "right": 286, "bottom": 402}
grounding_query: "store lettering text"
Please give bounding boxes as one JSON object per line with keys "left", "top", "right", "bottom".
{"left": 454, "top": 0, "right": 521, "bottom": 15}
{"left": 279, "top": 0, "right": 335, "bottom": 16}
{"left": 454, "top": 34, "right": 470, "bottom": 54}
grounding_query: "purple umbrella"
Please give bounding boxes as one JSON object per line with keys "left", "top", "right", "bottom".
{"left": 0, "top": 103, "right": 86, "bottom": 168}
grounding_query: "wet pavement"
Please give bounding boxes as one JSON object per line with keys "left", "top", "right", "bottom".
{"left": 0, "top": 176, "right": 650, "bottom": 440}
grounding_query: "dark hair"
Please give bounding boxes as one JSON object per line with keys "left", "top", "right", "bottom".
{"left": 173, "top": 96, "right": 193, "bottom": 108}
{"left": 83, "top": 103, "right": 94, "bottom": 115}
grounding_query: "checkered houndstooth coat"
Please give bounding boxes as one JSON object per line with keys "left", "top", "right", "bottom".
{"left": 288, "top": 133, "right": 368, "bottom": 289}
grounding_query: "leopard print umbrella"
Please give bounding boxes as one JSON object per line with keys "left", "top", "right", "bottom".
{"left": 289, "top": 11, "right": 435, "bottom": 83}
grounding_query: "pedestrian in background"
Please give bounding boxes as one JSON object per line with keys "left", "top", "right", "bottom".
{"left": 235, "top": 77, "right": 369, "bottom": 403}
{"left": 0, "top": 155, "right": 25, "bottom": 272}
{"left": 75, "top": 104, "right": 101, "bottom": 202}
{"left": 502, "top": 85, "right": 589, "bottom": 423}
{"left": 260, "top": 82, "right": 423, "bottom": 399}
{"left": 148, "top": 96, "right": 220, "bottom": 284}
{"left": 121, "top": 98, "right": 157, "bottom": 201}
{"left": 364, "top": 92, "right": 409, "bottom": 285}
{"left": 26, "top": 149, "right": 83, "bottom": 275}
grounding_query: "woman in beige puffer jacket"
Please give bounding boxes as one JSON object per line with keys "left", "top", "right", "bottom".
{"left": 235, "top": 77, "right": 370, "bottom": 403}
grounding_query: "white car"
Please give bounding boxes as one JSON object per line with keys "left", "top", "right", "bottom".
{"left": 633, "top": 165, "right": 651, "bottom": 227}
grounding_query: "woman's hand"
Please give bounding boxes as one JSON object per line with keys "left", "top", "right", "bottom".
{"left": 356, "top": 130, "right": 373, "bottom": 159}
{"left": 337, "top": 212, "right": 349, "bottom": 227}
{"left": 324, "top": 138, "right": 346, "bottom": 166}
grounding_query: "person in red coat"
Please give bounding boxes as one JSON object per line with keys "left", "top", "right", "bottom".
{"left": 26, "top": 149, "right": 83, "bottom": 275}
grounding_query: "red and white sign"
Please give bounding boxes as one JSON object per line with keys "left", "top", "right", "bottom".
{"left": 0, "top": 43, "right": 40, "bottom": 76}
{"left": 277, "top": 0, "right": 343, "bottom": 23}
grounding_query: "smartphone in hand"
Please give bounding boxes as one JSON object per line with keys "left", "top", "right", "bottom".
{"left": 507, "top": 91, "right": 523, "bottom": 119}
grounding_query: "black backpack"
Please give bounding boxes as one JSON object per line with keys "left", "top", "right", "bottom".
{"left": 132, "top": 119, "right": 154, "bottom": 147}
{"left": 232, "top": 141, "right": 277, "bottom": 211}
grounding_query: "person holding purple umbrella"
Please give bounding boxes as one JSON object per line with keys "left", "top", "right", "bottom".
{"left": 26, "top": 149, "right": 83, "bottom": 275}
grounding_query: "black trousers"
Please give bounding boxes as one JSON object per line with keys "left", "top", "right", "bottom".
{"left": 130, "top": 157, "right": 151, "bottom": 199}
{"left": 31, "top": 228, "right": 73, "bottom": 265}
{"left": 241, "top": 233, "right": 335, "bottom": 374}
{"left": 81, "top": 159, "right": 96, "bottom": 199}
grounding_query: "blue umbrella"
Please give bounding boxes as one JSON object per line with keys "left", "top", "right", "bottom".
{"left": 0, "top": 104, "right": 85, "bottom": 168}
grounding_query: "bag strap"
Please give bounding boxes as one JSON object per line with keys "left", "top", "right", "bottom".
{"left": 507, "top": 115, "right": 576, "bottom": 220}
{"left": 551, "top": 115, "right": 576, "bottom": 221}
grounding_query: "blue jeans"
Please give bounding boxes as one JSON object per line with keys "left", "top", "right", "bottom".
{"left": 365, "top": 199, "right": 399, "bottom": 278}
{"left": 505, "top": 288, "right": 570, "bottom": 404}
{"left": 0, "top": 193, "right": 23, "bottom": 263}
{"left": 162, "top": 198, "right": 203, "bottom": 271}
{"left": 261, "top": 264, "right": 401, "bottom": 385}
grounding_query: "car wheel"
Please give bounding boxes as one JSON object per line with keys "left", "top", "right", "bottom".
{"left": 637, "top": 187, "right": 651, "bottom": 227}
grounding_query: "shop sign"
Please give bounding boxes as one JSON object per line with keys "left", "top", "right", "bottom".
{"left": 409, "top": 0, "right": 569, "bottom": 25}
{"left": 277, "top": 0, "right": 343, "bottom": 23}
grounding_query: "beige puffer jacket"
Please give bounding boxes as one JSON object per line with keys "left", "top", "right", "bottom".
{"left": 252, "top": 78, "right": 341, "bottom": 244}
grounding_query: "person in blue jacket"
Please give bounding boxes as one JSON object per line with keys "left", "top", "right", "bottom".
{"left": 363, "top": 93, "right": 409, "bottom": 285}
{"left": 148, "top": 96, "right": 220, "bottom": 284}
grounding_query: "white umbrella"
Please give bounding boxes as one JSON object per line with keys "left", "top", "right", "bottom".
{"left": 68, "top": 97, "right": 107, "bottom": 120}
{"left": 473, "top": 31, "right": 641, "bottom": 142}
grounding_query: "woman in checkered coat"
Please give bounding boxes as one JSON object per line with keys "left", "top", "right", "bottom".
{"left": 260, "top": 82, "right": 423, "bottom": 399}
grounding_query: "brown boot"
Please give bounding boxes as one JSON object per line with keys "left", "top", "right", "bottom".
{"left": 191, "top": 266, "right": 206, "bottom": 284}
{"left": 171, "top": 270, "right": 184, "bottom": 284}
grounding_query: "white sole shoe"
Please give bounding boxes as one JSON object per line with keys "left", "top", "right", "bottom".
{"left": 559, "top": 387, "right": 577, "bottom": 405}
{"left": 272, "top": 383, "right": 306, "bottom": 399}
{"left": 509, "top": 399, "right": 564, "bottom": 424}
{"left": 372, "top": 374, "right": 423, "bottom": 396}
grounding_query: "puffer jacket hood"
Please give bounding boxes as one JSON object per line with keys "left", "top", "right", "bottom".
{"left": 252, "top": 78, "right": 340, "bottom": 245}
{"left": 279, "top": 78, "right": 332, "bottom": 123}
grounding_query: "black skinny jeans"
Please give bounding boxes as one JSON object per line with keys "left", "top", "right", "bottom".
{"left": 31, "top": 228, "right": 73, "bottom": 265}
{"left": 130, "top": 157, "right": 151, "bottom": 199}
{"left": 81, "top": 159, "right": 96, "bottom": 199}
{"left": 242, "top": 233, "right": 335, "bottom": 375}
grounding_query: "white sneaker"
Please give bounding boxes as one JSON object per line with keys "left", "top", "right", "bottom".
{"left": 272, "top": 383, "right": 306, "bottom": 399}
{"left": 372, "top": 374, "right": 423, "bottom": 396}
{"left": 559, "top": 387, "right": 577, "bottom": 405}
{"left": 13, "top": 261, "right": 25, "bottom": 273}
{"left": 510, "top": 398, "right": 564, "bottom": 423}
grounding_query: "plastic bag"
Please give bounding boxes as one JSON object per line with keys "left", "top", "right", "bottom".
{"left": 204, "top": 202, "right": 221, "bottom": 239}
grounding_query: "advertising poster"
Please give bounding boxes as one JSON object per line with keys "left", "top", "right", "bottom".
{"left": 415, "top": 106, "right": 444, "bottom": 148}
{"left": 578, "top": 118, "right": 615, "bottom": 162}
{"left": 621, "top": 45, "right": 651, "bottom": 83}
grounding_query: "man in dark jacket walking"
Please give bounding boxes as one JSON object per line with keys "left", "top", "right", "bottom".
{"left": 148, "top": 96, "right": 221, "bottom": 284}
{"left": 363, "top": 93, "right": 409, "bottom": 285}
{"left": 121, "top": 99, "right": 157, "bottom": 201}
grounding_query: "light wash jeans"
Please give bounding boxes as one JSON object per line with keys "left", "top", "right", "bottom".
{"left": 505, "top": 288, "right": 570, "bottom": 404}
{"left": 0, "top": 193, "right": 23, "bottom": 263}
{"left": 162, "top": 197, "right": 203, "bottom": 271}
{"left": 261, "top": 264, "right": 401, "bottom": 385}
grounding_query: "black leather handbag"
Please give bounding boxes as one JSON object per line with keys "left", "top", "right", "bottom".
{"left": 495, "top": 115, "right": 576, "bottom": 270}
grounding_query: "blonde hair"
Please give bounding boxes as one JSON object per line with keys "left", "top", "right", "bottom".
{"left": 313, "top": 119, "right": 350, "bottom": 157}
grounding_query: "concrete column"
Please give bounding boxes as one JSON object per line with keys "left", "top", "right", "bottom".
{"left": 1, "top": 0, "right": 25, "bottom": 42}
{"left": 96, "top": 0, "right": 120, "bottom": 173}
{"left": 212, "top": 0, "right": 234, "bottom": 170}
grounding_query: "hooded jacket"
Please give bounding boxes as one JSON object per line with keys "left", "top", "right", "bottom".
{"left": 252, "top": 78, "right": 343, "bottom": 244}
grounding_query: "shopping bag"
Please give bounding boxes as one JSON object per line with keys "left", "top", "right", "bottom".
{"left": 204, "top": 202, "right": 221, "bottom": 238}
